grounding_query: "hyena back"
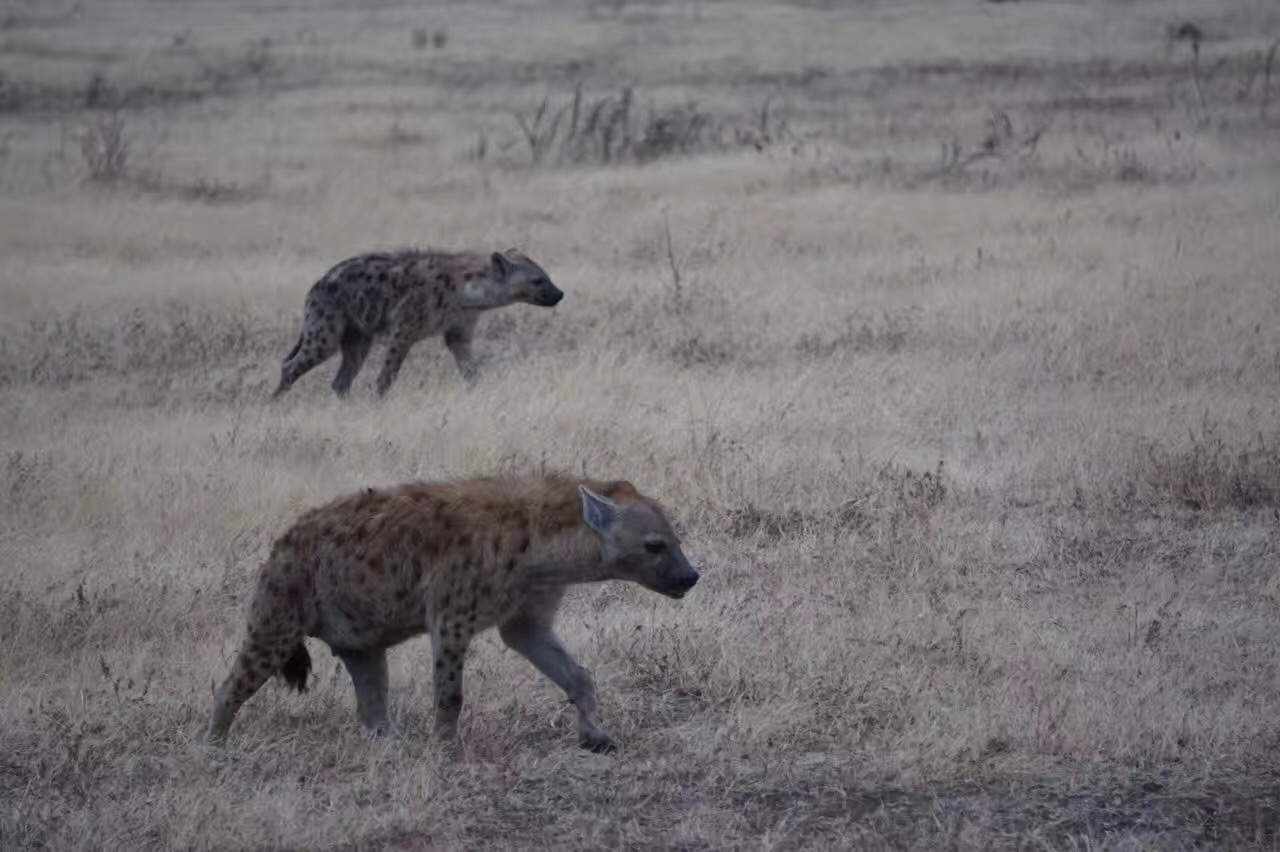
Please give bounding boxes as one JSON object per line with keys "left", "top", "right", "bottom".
{"left": 206, "top": 475, "right": 699, "bottom": 752}
{"left": 273, "top": 248, "right": 564, "bottom": 398}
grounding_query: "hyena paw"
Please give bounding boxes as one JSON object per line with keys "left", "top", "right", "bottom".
{"left": 579, "top": 732, "right": 618, "bottom": 754}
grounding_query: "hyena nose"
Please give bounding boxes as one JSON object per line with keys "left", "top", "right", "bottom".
{"left": 675, "top": 570, "right": 699, "bottom": 592}
{"left": 545, "top": 288, "right": 564, "bottom": 306}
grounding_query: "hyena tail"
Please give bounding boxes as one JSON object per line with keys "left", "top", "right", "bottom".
{"left": 280, "top": 643, "right": 312, "bottom": 692}
{"left": 271, "top": 332, "right": 306, "bottom": 399}
{"left": 282, "top": 332, "right": 303, "bottom": 365}
{"left": 281, "top": 295, "right": 327, "bottom": 367}
{"left": 273, "top": 299, "right": 345, "bottom": 399}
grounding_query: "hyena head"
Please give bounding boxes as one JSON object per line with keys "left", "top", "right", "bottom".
{"left": 491, "top": 249, "right": 564, "bottom": 307}
{"left": 579, "top": 485, "right": 700, "bottom": 599}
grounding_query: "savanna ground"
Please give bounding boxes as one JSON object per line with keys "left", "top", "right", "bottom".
{"left": 2, "top": 0, "right": 1280, "bottom": 848}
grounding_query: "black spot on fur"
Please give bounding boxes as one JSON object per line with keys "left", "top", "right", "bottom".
{"left": 280, "top": 643, "right": 311, "bottom": 692}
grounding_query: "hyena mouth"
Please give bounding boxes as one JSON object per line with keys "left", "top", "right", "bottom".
{"left": 662, "top": 572, "right": 699, "bottom": 599}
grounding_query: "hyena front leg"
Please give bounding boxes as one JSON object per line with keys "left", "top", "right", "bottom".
{"left": 499, "top": 605, "right": 617, "bottom": 753}
{"left": 274, "top": 305, "right": 342, "bottom": 398}
{"left": 430, "top": 619, "right": 473, "bottom": 742}
{"left": 374, "top": 332, "right": 416, "bottom": 397}
{"left": 331, "top": 328, "right": 373, "bottom": 398}
{"left": 443, "top": 320, "right": 479, "bottom": 385}
{"left": 337, "top": 648, "right": 391, "bottom": 734}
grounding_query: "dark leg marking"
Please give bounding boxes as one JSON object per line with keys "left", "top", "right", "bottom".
{"left": 338, "top": 648, "right": 391, "bottom": 733}
{"left": 375, "top": 338, "right": 414, "bottom": 397}
{"left": 444, "top": 325, "right": 478, "bottom": 385}
{"left": 332, "top": 328, "right": 373, "bottom": 398}
{"left": 430, "top": 623, "right": 471, "bottom": 741}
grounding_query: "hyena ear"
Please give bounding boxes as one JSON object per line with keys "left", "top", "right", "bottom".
{"left": 604, "top": 480, "right": 638, "bottom": 500}
{"left": 490, "top": 252, "right": 513, "bottom": 280}
{"left": 579, "top": 486, "right": 618, "bottom": 535}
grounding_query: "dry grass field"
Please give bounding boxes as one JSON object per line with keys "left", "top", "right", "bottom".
{"left": 3, "top": 0, "right": 1280, "bottom": 848}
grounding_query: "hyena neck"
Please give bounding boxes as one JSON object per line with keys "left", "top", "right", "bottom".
{"left": 456, "top": 274, "right": 516, "bottom": 310}
{"left": 522, "top": 526, "right": 608, "bottom": 591}
{"left": 517, "top": 476, "right": 646, "bottom": 591}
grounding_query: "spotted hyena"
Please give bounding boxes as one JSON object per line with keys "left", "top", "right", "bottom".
{"left": 206, "top": 476, "right": 699, "bottom": 752}
{"left": 272, "top": 248, "right": 564, "bottom": 398}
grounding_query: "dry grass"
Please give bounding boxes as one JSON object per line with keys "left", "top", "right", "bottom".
{"left": 2, "top": 0, "right": 1280, "bottom": 848}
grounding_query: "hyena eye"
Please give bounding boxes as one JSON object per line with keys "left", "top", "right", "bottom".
{"left": 644, "top": 540, "right": 666, "bottom": 554}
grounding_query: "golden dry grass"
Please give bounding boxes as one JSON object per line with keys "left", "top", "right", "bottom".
{"left": 2, "top": 0, "right": 1280, "bottom": 848}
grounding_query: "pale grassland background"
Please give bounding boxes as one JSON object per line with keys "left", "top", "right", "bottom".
{"left": 2, "top": 0, "right": 1280, "bottom": 848}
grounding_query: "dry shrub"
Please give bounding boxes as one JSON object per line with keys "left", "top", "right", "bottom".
{"left": 937, "top": 108, "right": 1050, "bottom": 181}
{"left": 1145, "top": 423, "right": 1280, "bottom": 511}
{"left": 509, "top": 85, "right": 781, "bottom": 167}
{"left": 78, "top": 112, "right": 131, "bottom": 184}
{"left": 162, "top": 176, "right": 267, "bottom": 204}
{"left": 411, "top": 27, "right": 447, "bottom": 49}
{"left": 198, "top": 37, "right": 281, "bottom": 94}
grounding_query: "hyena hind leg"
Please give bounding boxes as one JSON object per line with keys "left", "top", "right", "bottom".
{"left": 331, "top": 329, "right": 373, "bottom": 398}
{"left": 273, "top": 310, "right": 343, "bottom": 398}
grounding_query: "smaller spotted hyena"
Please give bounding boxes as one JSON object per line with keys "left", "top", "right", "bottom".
{"left": 206, "top": 476, "right": 699, "bottom": 752}
{"left": 273, "top": 248, "right": 564, "bottom": 398}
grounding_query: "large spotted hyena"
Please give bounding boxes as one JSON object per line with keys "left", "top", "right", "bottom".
{"left": 206, "top": 476, "right": 699, "bottom": 752}
{"left": 273, "top": 248, "right": 564, "bottom": 398}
